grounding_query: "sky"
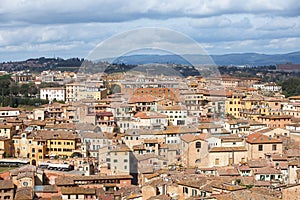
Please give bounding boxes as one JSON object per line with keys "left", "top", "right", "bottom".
{"left": 0, "top": 0, "right": 300, "bottom": 61}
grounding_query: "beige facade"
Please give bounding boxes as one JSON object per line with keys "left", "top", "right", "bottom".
{"left": 246, "top": 133, "right": 283, "bottom": 160}
{"left": 180, "top": 134, "right": 209, "bottom": 168}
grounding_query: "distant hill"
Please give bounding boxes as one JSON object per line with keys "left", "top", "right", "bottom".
{"left": 108, "top": 51, "right": 300, "bottom": 66}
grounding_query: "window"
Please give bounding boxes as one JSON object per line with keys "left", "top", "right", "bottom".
{"left": 215, "top": 158, "right": 219, "bottom": 165}
{"left": 113, "top": 159, "right": 118, "bottom": 163}
{"left": 272, "top": 144, "right": 277, "bottom": 151}
{"left": 196, "top": 142, "right": 201, "bottom": 148}
{"left": 183, "top": 187, "right": 188, "bottom": 194}
{"left": 258, "top": 144, "right": 263, "bottom": 151}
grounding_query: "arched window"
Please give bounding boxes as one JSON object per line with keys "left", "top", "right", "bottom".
{"left": 196, "top": 142, "right": 201, "bottom": 148}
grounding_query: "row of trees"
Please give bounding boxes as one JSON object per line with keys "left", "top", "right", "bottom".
{"left": 0, "top": 75, "right": 48, "bottom": 107}
{"left": 0, "top": 75, "right": 38, "bottom": 97}
{"left": 280, "top": 78, "right": 300, "bottom": 97}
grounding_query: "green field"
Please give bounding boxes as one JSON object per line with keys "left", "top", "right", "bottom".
{"left": 0, "top": 166, "right": 17, "bottom": 173}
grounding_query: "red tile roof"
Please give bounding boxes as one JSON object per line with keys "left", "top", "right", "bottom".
{"left": 246, "top": 133, "right": 282, "bottom": 144}
{"left": 180, "top": 133, "right": 207, "bottom": 143}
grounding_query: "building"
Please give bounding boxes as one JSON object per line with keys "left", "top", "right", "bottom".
{"left": 158, "top": 105, "right": 188, "bottom": 126}
{"left": 40, "top": 87, "right": 65, "bottom": 102}
{"left": 0, "top": 107, "right": 20, "bottom": 118}
{"left": 0, "top": 179, "right": 15, "bottom": 200}
{"left": 257, "top": 115, "right": 292, "bottom": 128}
{"left": 180, "top": 134, "right": 208, "bottom": 168}
{"left": 35, "top": 130, "right": 80, "bottom": 158}
{"left": 0, "top": 123, "right": 16, "bottom": 138}
{"left": 225, "top": 93, "right": 244, "bottom": 118}
{"left": 66, "top": 82, "right": 107, "bottom": 102}
{"left": 109, "top": 144, "right": 131, "bottom": 175}
{"left": 246, "top": 133, "right": 283, "bottom": 160}
{"left": 65, "top": 82, "right": 85, "bottom": 102}
{"left": 132, "top": 111, "right": 168, "bottom": 130}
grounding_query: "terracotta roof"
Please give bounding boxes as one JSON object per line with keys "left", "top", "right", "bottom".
{"left": 177, "top": 177, "right": 208, "bottom": 188}
{"left": 17, "top": 171, "right": 34, "bottom": 180}
{"left": 216, "top": 189, "right": 280, "bottom": 200}
{"left": 133, "top": 144, "right": 145, "bottom": 150}
{"left": 271, "top": 154, "right": 287, "bottom": 161}
{"left": 15, "top": 187, "right": 33, "bottom": 200}
{"left": 198, "top": 123, "right": 223, "bottom": 129}
{"left": 158, "top": 105, "right": 187, "bottom": 110}
{"left": 18, "top": 165, "right": 36, "bottom": 173}
{"left": 220, "top": 135, "right": 244, "bottom": 142}
{"left": 286, "top": 149, "right": 300, "bottom": 157}
{"left": 134, "top": 111, "right": 167, "bottom": 119}
{"left": 110, "top": 144, "right": 131, "bottom": 152}
{"left": 181, "top": 133, "right": 207, "bottom": 143}
{"left": 162, "top": 126, "right": 199, "bottom": 135}
{"left": 246, "top": 133, "right": 282, "bottom": 144}
{"left": 147, "top": 195, "right": 171, "bottom": 200}
{"left": 217, "top": 167, "right": 240, "bottom": 176}
{"left": 238, "top": 164, "right": 251, "bottom": 171}
{"left": 210, "top": 146, "right": 247, "bottom": 152}
{"left": 258, "top": 115, "right": 292, "bottom": 119}
{"left": 253, "top": 167, "right": 281, "bottom": 175}
{"left": 211, "top": 180, "right": 246, "bottom": 191}
{"left": 61, "top": 187, "right": 96, "bottom": 195}
{"left": 128, "top": 95, "right": 157, "bottom": 103}
{"left": 28, "top": 120, "right": 46, "bottom": 126}
{"left": 35, "top": 130, "right": 78, "bottom": 140}
{"left": 0, "top": 179, "right": 14, "bottom": 189}
{"left": 0, "top": 123, "right": 13, "bottom": 129}
{"left": 248, "top": 159, "right": 270, "bottom": 168}
{"left": 0, "top": 106, "right": 20, "bottom": 111}
{"left": 144, "top": 139, "right": 158, "bottom": 144}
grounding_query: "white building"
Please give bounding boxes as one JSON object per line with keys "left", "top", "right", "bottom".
{"left": 253, "top": 82, "right": 282, "bottom": 92}
{"left": 158, "top": 105, "right": 188, "bottom": 126}
{"left": 40, "top": 87, "right": 65, "bottom": 102}
{"left": 0, "top": 107, "right": 20, "bottom": 118}
{"left": 132, "top": 111, "right": 168, "bottom": 130}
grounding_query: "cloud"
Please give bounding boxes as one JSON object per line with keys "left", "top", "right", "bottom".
{"left": 0, "top": 0, "right": 299, "bottom": 61}
{"left": 0, "top": 0, "right": 299, "bottom": 25}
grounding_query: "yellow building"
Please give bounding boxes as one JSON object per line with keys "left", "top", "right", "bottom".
{"left": 29, "top": 139, "right": 47, "bottom": 165}
{"left": 240, "top": 94, "right": 269, "bottom": 120}
{"left": 12, "top": 130, "right": 78, "bottom": 164}
{"left": 35, "top": 130, "right": 79, "bottom": 158}
{"left": 225, "top": 93, "right": 244, "bottom": 118}
{"left": 78, "top": 88, "right": 107, "bottom": 101}
{"left": 0, "top": 123, "right": 16, "bottom": 139}
{"left": 12, "top": 132, "right": 33, "bottom": 158}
